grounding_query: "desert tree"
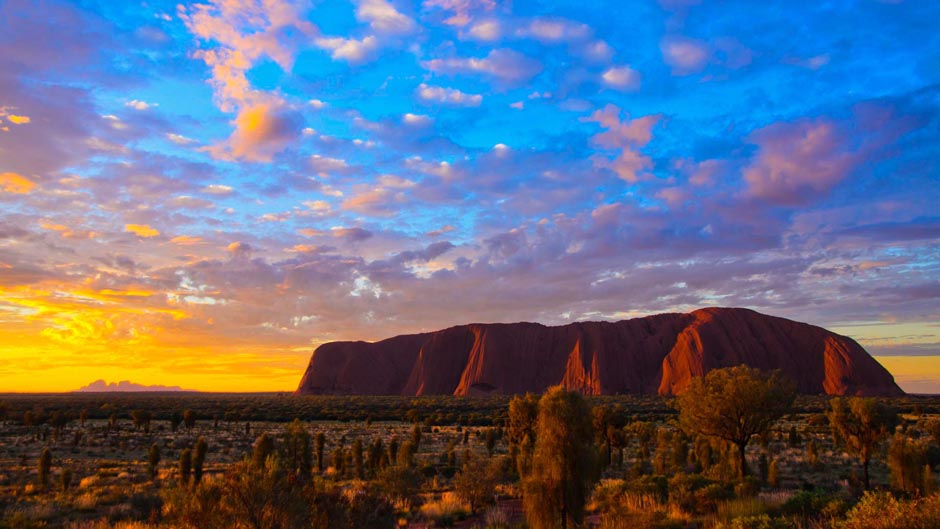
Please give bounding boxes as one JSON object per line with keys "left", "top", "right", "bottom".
{"left": 508, "top": 392, "right": 540, "bottom": 475}
{"left": 411, "top": 423, "right": 422, "bottom": 450}
{"left": 252, "top": 433, "right": 275, "bottom": 469}
{"left": 38, "top": 447, "right": 52, "bottom": 490}
{"left": 523, "top": 386, "right": 598, "bottom": 529}
{"left": 171, "top": 411, "right": 183, "bottom": 433}
{"left": 888, "top": 433, "right": 929, "bottom": 495}
{"left": 148, "top": 443, "right": 161, "bottom": 481}
{"left": 60, "top": 468, "right": 72, "bottom": 492}
{"left": 284, "top": 420, "right": 312, "bottom": 479}
{"left": 183, "top": 409, "right": 196, "bottom": 430}
{"left": 454, "top": 456, "right": 498, "bottom": 512}
{"left": 314, "top": 432, "right": 326, "bottom": 473}
{"left": 676, "top": 365, "right": 796, "bottom": 479}
{"left": 352, "top": 438, "right": 364, "bottom": 479}
{"left": 193, "top": 437, "right": 208, "bottom": 485}
{"left": 827, "top": 397, "right": 899, "bottom": 489}
{"left": 179, "top": 448, "right": 193, "bottom": 487}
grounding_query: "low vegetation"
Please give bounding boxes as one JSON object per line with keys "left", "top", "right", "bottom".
{"left": 1, "top": 369, "right": 939, "bottom": 528}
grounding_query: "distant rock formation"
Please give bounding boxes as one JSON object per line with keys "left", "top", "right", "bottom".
{"left": 74, "top": 379, "right": 194, "bottom": 392}
{"left": 296, "top": 307, "right": 903, "bottom": 397}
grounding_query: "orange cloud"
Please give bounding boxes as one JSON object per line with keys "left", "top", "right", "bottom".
{"left": 0, "top": 172, "right": 36, "bottom": 193}
{"left": 225, "top": 103, "right": 300, "bottom": 162}
{"left": 125, "top": 224, "right": 160, "bottom": 237}
{"left": 7, "top": 114, "right": 31, "bottom": 124}
{"left": 40, "top": 220, "right": 97, "bottom": 239}
{"left": 170, "top": 235, "right": 205, "bottom": 245}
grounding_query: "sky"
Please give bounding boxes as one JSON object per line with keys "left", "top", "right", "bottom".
{"left": 0, "top": 0, "right": 938, "bottom": 393}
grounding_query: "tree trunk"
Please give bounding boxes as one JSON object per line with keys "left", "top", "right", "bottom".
{"left": 863, "top": 457, "right": 871, "bottom": 490}
{"left": 737, "top": 442, "right": 748, "bottom": 479}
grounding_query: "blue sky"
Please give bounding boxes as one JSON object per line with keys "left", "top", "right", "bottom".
{"left": 1, "top": 0, "right": 939, "bottom": 392}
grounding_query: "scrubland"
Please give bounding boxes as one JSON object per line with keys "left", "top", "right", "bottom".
{"left": 1, "top": 391, "right": 938, "bottom": 529}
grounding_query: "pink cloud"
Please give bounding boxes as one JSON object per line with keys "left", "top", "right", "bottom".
{"left": 742, "top": 119, "right": 857, "bottom": 205}
{"left": 661, "top": 36, "right": 710, "bottom": 75}
{"left": 582, "top": 105, "right": 661, "bottom": 183}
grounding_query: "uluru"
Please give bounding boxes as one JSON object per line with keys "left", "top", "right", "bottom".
{"left": 296, "top": 307, "right": 903, "bottom": 397}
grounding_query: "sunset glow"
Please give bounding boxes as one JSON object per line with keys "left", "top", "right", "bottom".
{"left": 1, "top": 0, "right": 938, "bottom": 392}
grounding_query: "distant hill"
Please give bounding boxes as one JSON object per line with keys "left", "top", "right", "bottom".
{"left": 296, "top": 307, "right": 903, "bottom": 397}
{"left": 74, "top": 379, "right": 195, "bottom": 392}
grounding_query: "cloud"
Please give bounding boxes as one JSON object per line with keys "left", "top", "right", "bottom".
{"left": 7, "top": 115, "right": 31, "bottom": 124}
{"left": 309, "top": 155, "right": 350, "bottom": 174}
{"left": 403, "top": 113, "right": 433, "bottom": 126}
{"left": 582, "top": 104, "right": 661, "bottom": 182}
{"left": 201, "top": 184, "right": 233, "bottom": 195}
{"left": 315, "top": 35, "right": 379, "bottom": 63}
{"left": 331, "top": 227, "right": 373, "bottom": 242}
{"left": 601, "top": 66, "right": 641, "bottom": 91}
{"left": 423, "top": 0, "right": 497, "bottom": 27}
{"left": 356, "top": 0, "right": 415, "bottom": 35}
{"left": 125, "top": 100, "right": 155, "bottom": 111}
{"left": 466, "top": 19, "right": 501, "bottom": 41}
{"left": 180, "top": 0, "right": 314, "bottom": 159}
{"left": 742, "top": 119, "right": 857, "bottom": 205}
{"left": 221, "top": 103, "right": 302, "bottom": 162}
{"left": 0, "top": 172, "right": 36, "bottom": 194}
{"left": 125, "top": 224, "right": 160, "bottom": 238}
{"left": 661, "top": 36, "right": 710, "bottom": 75}
{"left": 423, "top": 49, "right": 542, "bottom": 85}
{"left": 518, "top": 18, "right": 591, "bottom": 42}
{"left": 166, "top": 133, "right": 196, "bottom": 145}
{"left": 417, "top": 83, "right": 483, "bottom": 106}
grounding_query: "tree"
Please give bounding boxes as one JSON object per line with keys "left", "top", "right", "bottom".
{"left": 38, "top": 448, "right": 52, "bottom": 490}
{"left": 523, "top": 386, "right": 598, "bottom": 529}
{"left": 148, "top": 443, "right": 161, "bottom": 480}
{"left": 179, "top": 448, "right": 193, "bottom": 487}
{"left": 827, "top": 397, "right": 899, "bottom": 489}
{"left": 454, "top": 456, "right": 498, "bottom": 512}
{"left": 61, "top": 468, "right": 72, "bottom": 492}
{"left": 676, "top": 365, "right": 796, "bottom": 479}
{"left": 314, "top": 432, "right": 326, "bottom": 473}
{"left": 352, "top": 439, "right": 364, "bottom": 479}
{"left": 252, "top": 433, "right": 276, "bottom": 469}
{"left": 171, "top": 411, "right": 183, "bottom": 433}
{"left": 508, "top": 392, "right": 540, "bottom": 476}
{"left": 888, "top": 433, "right": 928, "bottom": 495}
{"left": 183, "top": 409, "right": 197, "bottom": 430}
{"left": 193, "top": 437, "right": 208, "bottom": 485}
{"left": 285, "top": 420, "right": 312, "bottom": 480}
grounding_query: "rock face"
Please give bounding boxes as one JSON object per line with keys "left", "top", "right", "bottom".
{"left": 296, "top": 307, "right": 903, "bottom": 397}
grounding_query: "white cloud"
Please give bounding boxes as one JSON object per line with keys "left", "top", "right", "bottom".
{"left": 356, "top": 0, "right": 415, "bottom": 35}
{"left": 166, "top": 133, "right": 196, "bottom": 145}
{"left": 316, "top": 35, "right": 379, "bottom": 63}
{"left": 202, "top": 184, "right": 234, "bottom": 195}
{"left": 417, "top": 84, "right": 483, "bottom": 106}
{"left": 423, "top": 49, "right": 542, "bottom": 85}
{"left": 602, "top": 66, "right": 641, "bottom": 91}
{"left": 125, "top": 99, "right": 156, "bottom": 111}
{"left": 403, "top": 113, "right": 433, "bottom": 126}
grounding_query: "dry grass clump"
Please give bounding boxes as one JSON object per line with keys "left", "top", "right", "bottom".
{"left": 420, "top": 491, "right": 470, "bottom": 524}
{"left": 840, "top": 491, "right": 940, "bottom": 529}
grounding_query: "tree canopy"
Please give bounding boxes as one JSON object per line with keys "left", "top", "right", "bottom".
{"left": 676, "top": 365, "right": 796, "bottom": 479}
